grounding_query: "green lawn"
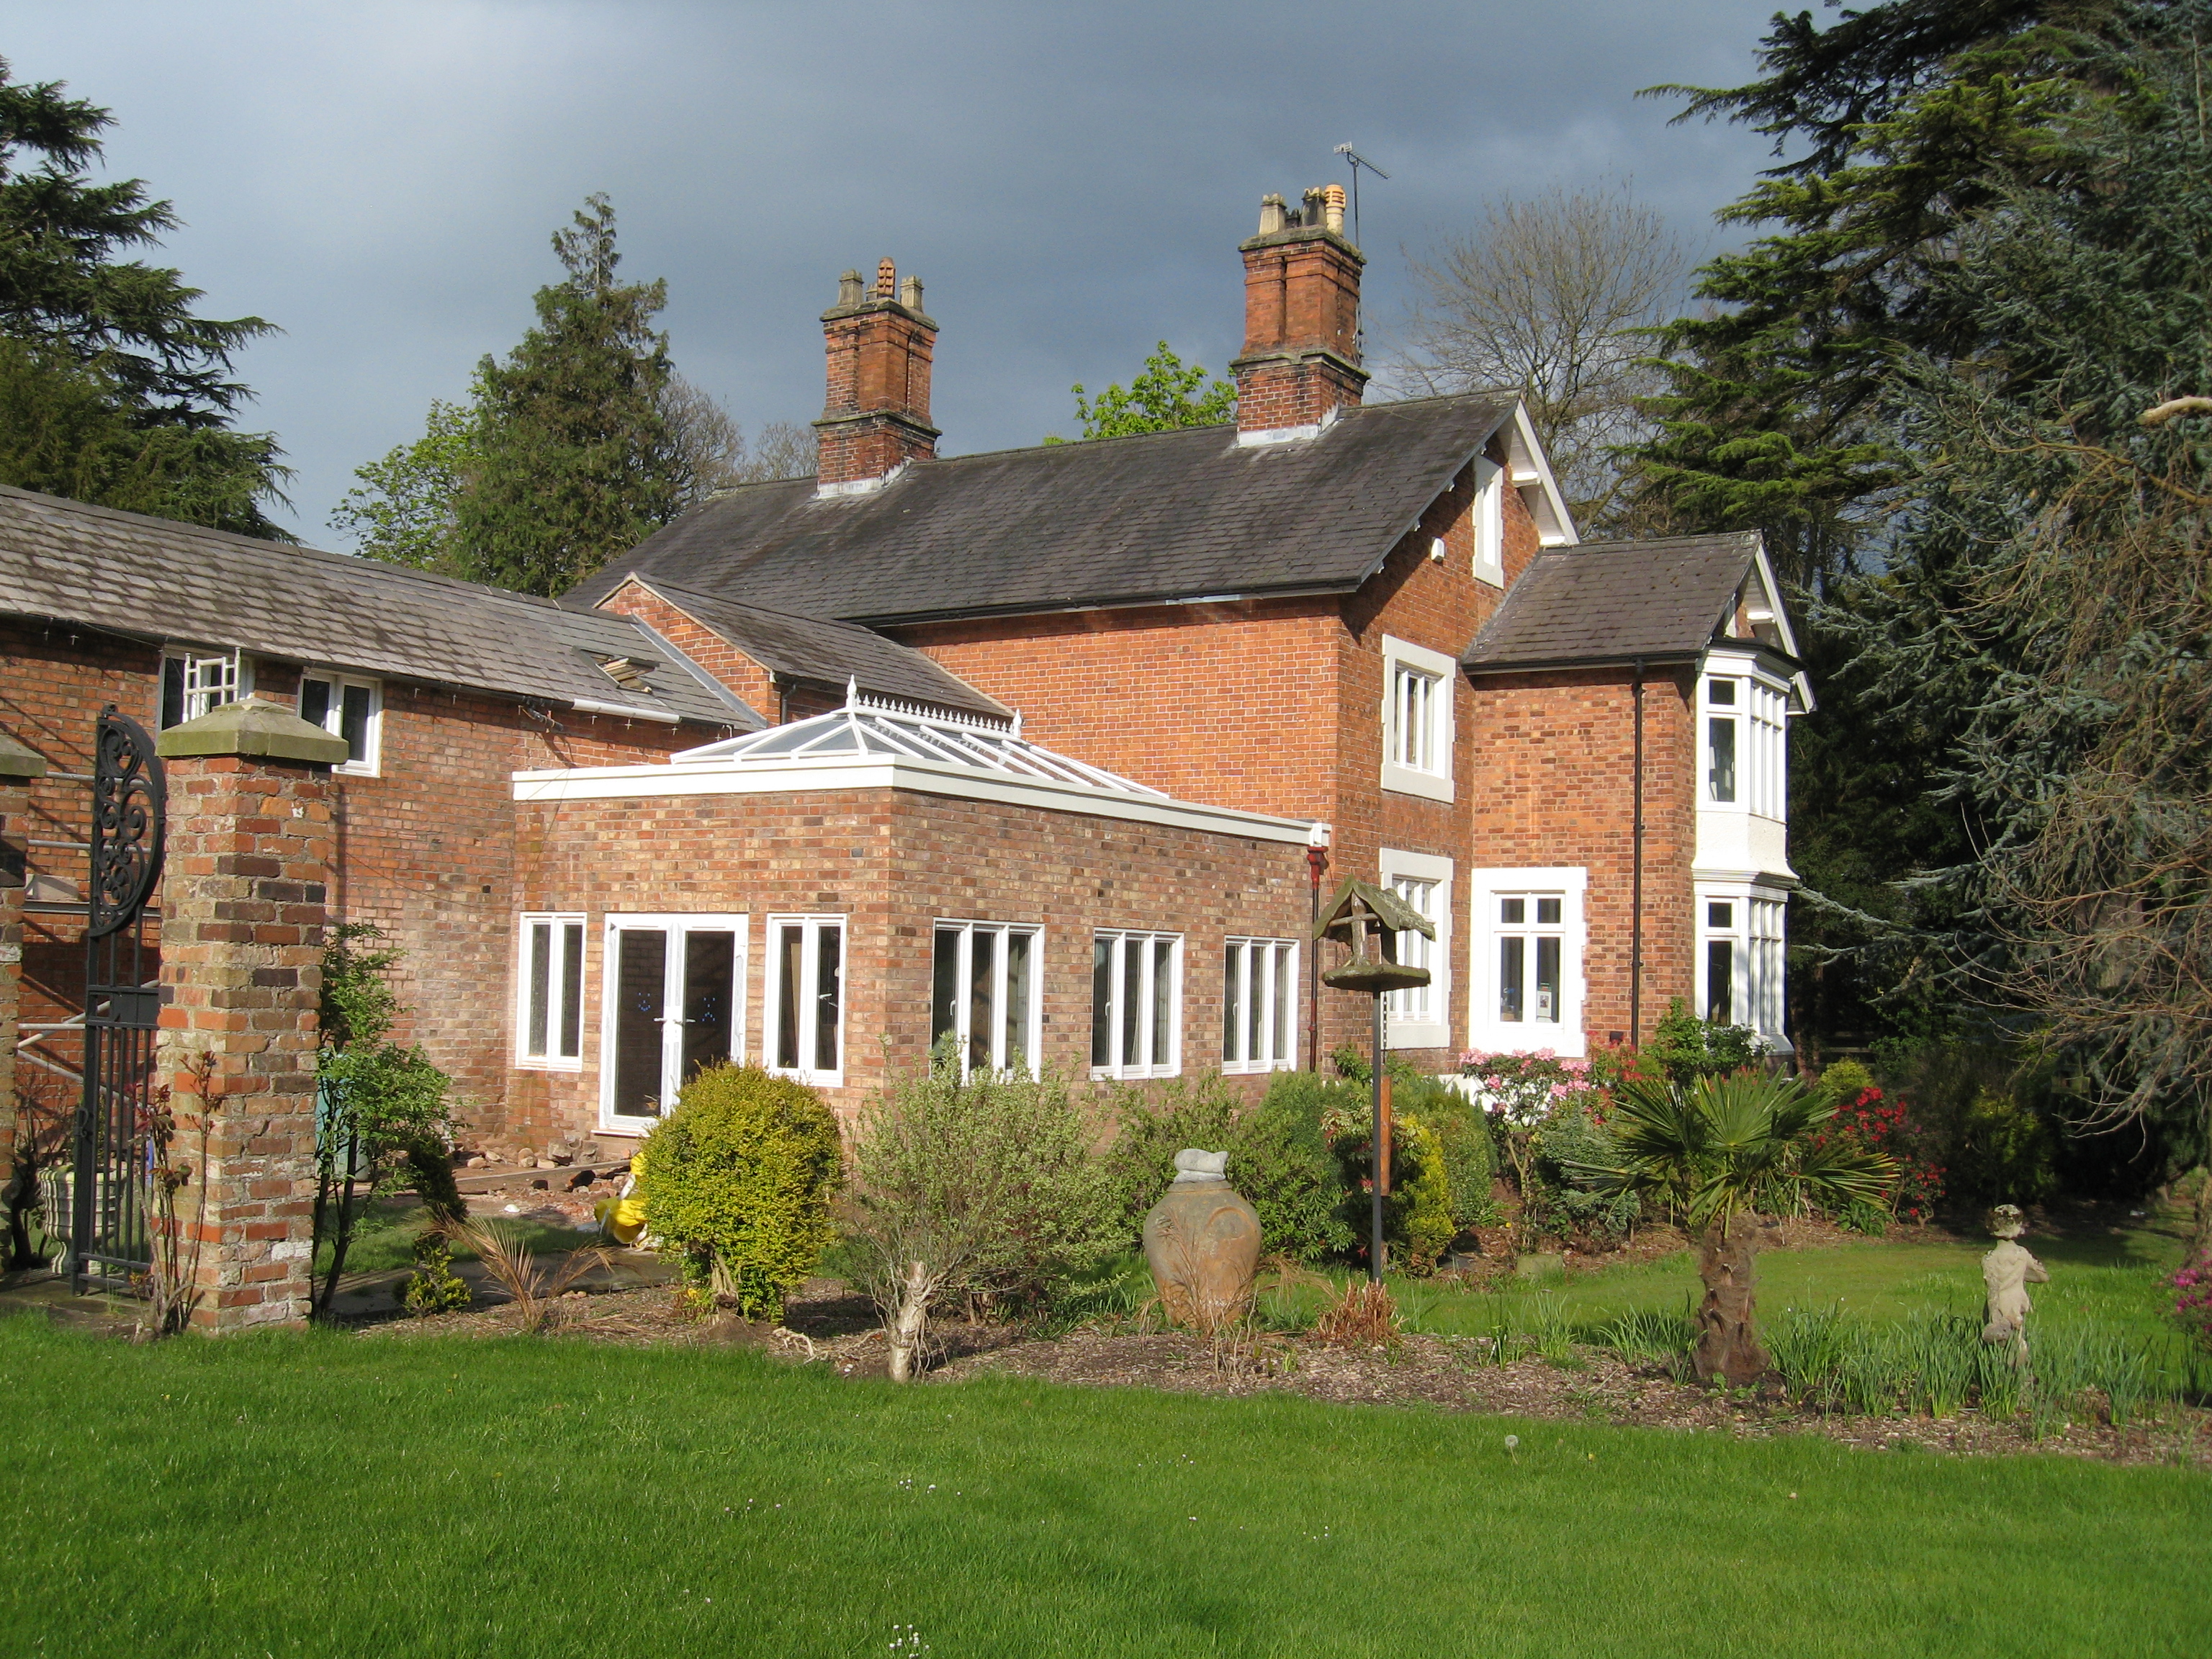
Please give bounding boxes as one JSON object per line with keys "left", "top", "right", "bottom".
{"left": 1, "top": 1314, "right": 2203, "bottom": 1658}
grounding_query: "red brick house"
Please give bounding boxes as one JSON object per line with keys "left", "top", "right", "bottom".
{"left": 0, "top": 182, "right": 1804, "bottom": 1169}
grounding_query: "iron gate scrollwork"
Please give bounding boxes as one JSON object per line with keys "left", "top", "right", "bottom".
{"left": 72, "top": 707, "right": 166, "bottom": 1290}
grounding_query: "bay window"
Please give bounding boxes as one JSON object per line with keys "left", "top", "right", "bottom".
{"left": 1696, "top": 886, "right": 1788, "bottom": 1046}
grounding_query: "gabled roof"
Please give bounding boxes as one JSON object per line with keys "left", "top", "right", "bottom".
{"left": 1460, "top": 532, "right": 1780, "bottom": 673}
{"left": 565, "top": 394, "right": 1524, "bottom": 625}
{"left": 618, "top": 576, "right": 1010, "bottom": 720}
{"left": 0, "top": 484, "right": 751, "bottom": 729}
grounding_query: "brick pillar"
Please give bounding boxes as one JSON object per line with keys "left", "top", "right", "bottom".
{"left": 0, "top": 732, "right": 47, "bottom": 1255}
{"left": 156, "top": 698, "right": 346, "bottom": 1331}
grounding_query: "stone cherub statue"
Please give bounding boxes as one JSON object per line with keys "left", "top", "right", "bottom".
{"left": 1980, "top": 1204, "right": 2049, "bottom": 1370}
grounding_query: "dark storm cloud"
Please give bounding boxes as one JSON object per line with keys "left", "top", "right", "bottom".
{"left": 0, "top": 1, "right": 1784, "bottom": 540}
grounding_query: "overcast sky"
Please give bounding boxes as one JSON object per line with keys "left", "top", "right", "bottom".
{"left": 1, "top": 1, "right": 1788, "bottom": 543}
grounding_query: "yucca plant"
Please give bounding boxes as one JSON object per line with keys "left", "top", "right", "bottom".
{"left": 1562, "top": 1070, "right": 1894, "bottom": 1385}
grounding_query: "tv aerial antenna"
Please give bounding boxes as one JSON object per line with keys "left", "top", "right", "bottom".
{"left": 1332, "top": 144, "right": 1390, "bottom": 250}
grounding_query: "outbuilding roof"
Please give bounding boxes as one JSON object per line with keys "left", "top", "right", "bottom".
{"left": 0, "top": 485, "right": 752, "bottom": 729}
{"left": 615, "top": 577, "right": 1009, "bottom": 719}
{"left": 566, "top": 394, "right": 1529, "bottom": 624}
{"left": 1460, "top": 532, "right": 1772, "bottom": 673}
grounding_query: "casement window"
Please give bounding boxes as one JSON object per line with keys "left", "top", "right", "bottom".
{"left": 1090, "top": 930, "right": 1182, "bottom": 1079}
{"left": 1380, "top": 636, "right": 1457, "bottom": 803}
{"left": 1222, "top": 937, "right": 1298, "bottom": 1073}
{"left": 159, "top": 647, "right": 247, "bottom": 729}
{"left": 1467, "top": 867, "right": 1587, "bottom": 1058}
{"left": 600, "top": 914, "right": 746, "bottom": 1125}
{"left": 1378, "top": 848, "right": 1453, "bottom": 1050}
{"left": 516, "top": 913, "right": 586, "bottom": 1070}
{"left": 932, "top": 920, "right": 1040, "bottom": 1078}
{"left": 300, "top": 671, "right": 382, "bottom": 775}
{"left": 1702, "top": 672, "right": 1789, "bottom": 817}
{"left": 766, "top": 914, "right": 845, "bottom": 1086}
{"left": 1698, "top": 888, "right": 1787, "bottom": 1042}
{"left": 1472, "top": 457, "right": 1505, "bottom": 586}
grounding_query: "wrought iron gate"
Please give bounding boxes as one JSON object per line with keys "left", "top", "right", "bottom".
{"left": 71, "top": 708, "right": 166, "bottom": 1290}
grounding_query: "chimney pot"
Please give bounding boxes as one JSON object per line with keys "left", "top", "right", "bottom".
{"left": 837, "top": 269, "right": 863, "bottom": 307}
{"left": 876, "top": 258, "right": 896, "bottom": 299}
{"left": 1322, "top": 182, "right": 1346, "bottom": 236}
{"left": 1258, "top": 193, "right": 1287, "bottom": 235}
{"left": 899, "top": 274, "right": 923, "bottom": 311}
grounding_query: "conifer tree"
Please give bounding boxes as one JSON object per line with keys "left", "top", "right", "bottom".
{"left": 0, "top": 58, "right": 288, "bottom": 534}
{"left": 455, "top": 194, "right": 683, "bottom": 595}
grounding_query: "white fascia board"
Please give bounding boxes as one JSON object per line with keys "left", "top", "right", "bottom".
{"left": 511, "top": 754, "right": 1322, "bottom": 845}
{"left": 1505, "top": 400, "right": 1579, "bottom": 547}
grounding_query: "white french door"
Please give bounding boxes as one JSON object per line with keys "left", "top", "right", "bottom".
{"left": 600, "top": 914, "right": 747, "bottom": 1129}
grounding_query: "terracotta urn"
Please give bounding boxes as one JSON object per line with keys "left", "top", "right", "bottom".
{"left": 1142, "top": 1149, "right": 1263, "bottom": 1328}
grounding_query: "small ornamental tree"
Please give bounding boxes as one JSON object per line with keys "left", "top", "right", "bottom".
{"left": 635, "top": 1064, "right": 843, "bottom": 1323}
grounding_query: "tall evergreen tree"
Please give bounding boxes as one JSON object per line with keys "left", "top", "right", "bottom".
{"left": 455, "top": 194, "right": 683, "bottom": 595}
{"left": 0, "top": 58, "right": 288, "bottom": 534}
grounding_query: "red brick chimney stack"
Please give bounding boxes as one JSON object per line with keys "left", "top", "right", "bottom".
{"left": 814, "top": 256, "right": 940, "bottom": 491}
{"left": 1231, "top": 184, "right": 1368, "bottom": 436}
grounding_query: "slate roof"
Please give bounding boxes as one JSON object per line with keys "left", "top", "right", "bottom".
{"left": 624, "top": 577, "right": 1010, "bottom": 720}
{"left": 1460, "top": 533, "right": 1768, "bottom": 673}
{"left": 0, "top": 485, "right": 753, "bottom": 729}
{"left": 565, "top": 394, "right": 1516, "bottom": 624}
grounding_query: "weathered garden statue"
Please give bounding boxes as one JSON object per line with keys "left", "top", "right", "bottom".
{"left": 1142, "top": 1149, "right": 1262, "bottom": 1330}
{"left": 1980, "top": 1203, "right": 2049, "bottom": 1370}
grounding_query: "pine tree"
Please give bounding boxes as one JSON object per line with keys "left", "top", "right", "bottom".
{"left": 0, "top": 58, "right": 288, "bottom": 534}
{"left": 455, "top": 194, "right": 683, "bottom": 595}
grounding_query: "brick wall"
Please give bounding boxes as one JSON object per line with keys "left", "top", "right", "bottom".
{"left": 598, "top": 580, "right": 775, "bottom": 721}
{"left": 511, "top": 782, "right": 1310, "bottom": 1144}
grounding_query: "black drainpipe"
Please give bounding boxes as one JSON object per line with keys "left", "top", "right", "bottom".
{"left": 1306, "top": 842, "right": 1328, "bottom": 1071}
{"left": 1629, "top": 657, "right": 1646, "bottom": 1048}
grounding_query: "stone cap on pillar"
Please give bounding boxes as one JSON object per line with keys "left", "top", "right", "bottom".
{"left": 0, "top": 732, "right": 46, "bottom": 779}
{"left": 154, "top": 695, "right": 350, "bottom": 766}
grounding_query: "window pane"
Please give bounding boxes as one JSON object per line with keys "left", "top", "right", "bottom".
{"left": 968, "top": 927, "right": 997, "bottom": 1074}
{"left": 814, "top": 925, "right": 842, "bottom": 1073}
{"left": 1708, "top": 902, "right": 1733, "bottom": 929}
{"left": 1707, "top": 939, "right": 1735, "bottom": 1025}
{"left": 1535, "top": 897, "right": 1561, "bottom": 925}
{"left": 1499, "top": 937, "right": 1524, "bottom": 1022}
{"left": 526, "top": 922, "right": 552, "bottom": 1056}
{"left": 161, "top": 657, "right": 185, "bottom": 729}
{"left": 1091, "top": 937, "right": 1112, "bottom": 1067}
{"left": 1534, "top": 935, "right": 1560, "bottom": 1023}
{"left": 1223, "top": 943, "right": 1244, "bottom": 1062}
{"left": 1246, "top": 942, "right": 1263, "bottom": 1062}
{"left": 558, "top": 922, "right": 585, "bottom": 1058}
{"left": 932, "top": 927, "right": 961, "bottom": 1053}
{"left": 775, "top": 925, "right": 803, "bottom": 1069}
{"left": 613, "top": 929, "right": 668, "bottom": 1117}
{"left": 1005, "top": 931, "right": 1032, "bottom": 1074}
{"left": 1708, "top": 678, "right": 1737, "bottom": 706}
{"left": 300, "top": 677, "right": 331, "bottom": 729}
{"left": 340, "top": 683, "right": 373, "bottom": 762}
{"left": 681, "top": 930, "right": 735, "bottom": 1082}
{"left": 1709, "top": 718, "right": 1737, "bottom": 801}
{"left": 1500, "top": 898, "right": 1524, "bottom": 925}
{"left": 1122, "top": 940, "right": 1142, "bottom": 1069}
{"left": 1152, "top": 940, "right": 1174, "bottom": 1070}
{"left": 1271, "top": 945, "right": 1293, "bottom": 1064}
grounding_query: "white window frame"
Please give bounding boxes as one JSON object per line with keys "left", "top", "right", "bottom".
{"left": 932, "top": 919, "right": 1043, "bottom": 1079}
{"left": 1700, "top": 665, "right": 1789, "bottom": 819}
{"left": 1696, "top": 883, "right": 1789, "bottom": 1047}
{"left": 1467, "top": 866, "right": 1588, "bottom": 1058}
{"left": 299, "top": 668, "right": 383, "bottom": 777}
{"left": 1472, "top": 457, "right": 1505, "bottom": 587}
{"left": 1089, "top": 930, "right": 1182, "bottom": 1080}
{"left": 516, "top": 912, "right": 588, "bottom": 1071}
{"left": 1380, "top": 635, "right": 1457, "bottom": 804}
{"left": 1222, "top": 936, "right": 1299, "bottom": 1074}
{"left": 598, "top": 912, "right": 750, "bottom": 1130}
{"left": 763, "top": 914, "right": 846, "bottom": 1088}
{"left": 1379, "top": 848, "right": 1453, "bottom": 1051}
{"left": 159, "top": 646, "right": 249, "bottom": 729}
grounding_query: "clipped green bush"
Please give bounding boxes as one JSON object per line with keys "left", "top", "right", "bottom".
{"left": 1228, "top": 1073, "right": 1355, "bottom": 1262}
{"left": 636, "top": 1064, "right": 843, "bottom": 1321}
{"left": 1951, "top": 1087, "right": 2058, "bottom": 1206}
{"left": 1397, "top": 1115, "right": 1455, "bottom": 1273}
{"left": 1818, "top": 1059, "right": 1878, "bottom": 1107}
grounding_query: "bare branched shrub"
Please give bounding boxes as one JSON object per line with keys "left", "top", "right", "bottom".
{"left": 1390, "top": 181, "right": 1686, "bottom": 533}
{"left": 662, "top": 375, "right": 815, "bottom": 504}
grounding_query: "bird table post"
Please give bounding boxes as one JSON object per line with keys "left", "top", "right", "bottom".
{"left": 1314, "top": 878, "right": 1434, "bottom": 1285}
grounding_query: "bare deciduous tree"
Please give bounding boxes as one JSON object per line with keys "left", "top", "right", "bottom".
{"left": 660, "top": 374, "right": 815, "bottom": 507}
{"left": 1390, "top": 183, "right": 1686, "bottom": 534}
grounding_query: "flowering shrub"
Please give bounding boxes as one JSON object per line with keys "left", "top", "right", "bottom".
{"left": 2175, "top": 1256, "right": 2212, "bottom": 1353}
{"left": 1807, "top": 1086, "right": 1945, "bottom": 1225}
{"left": 1459, "top": 1050, "right": 1609, "bottom": 1251}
